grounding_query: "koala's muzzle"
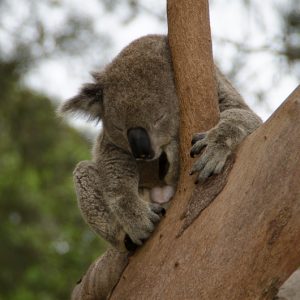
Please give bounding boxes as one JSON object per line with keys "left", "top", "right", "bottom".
{"left": 127, "top": 127, "right": 154, "bottom": 160}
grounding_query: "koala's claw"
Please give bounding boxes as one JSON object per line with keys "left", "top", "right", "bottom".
{"left": 149, "top": 203, "right": 166, "bottom": 217}
{"left": 191, "top": 132, "right": 207, "bottom": 145}
{"left": 191, "top": 147, "right": 229, "bottom": 183}
{"left": 123, "top": 204, "right": 163, "bottom": 251}
{"left": 190, "top": 131, "right": 230, "bottom": 183}
{"left": 124, "top": 234, "right": 138, "bottom": 252}
{"left": 190, "top": 138, "right": 207, "bottom": 158}
{"left": 123, "top": 202, "right": 164, "bottom": 246}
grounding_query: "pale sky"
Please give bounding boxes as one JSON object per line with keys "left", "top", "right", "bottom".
{"left": 23, "top": 0, "right": 299, "bottom": 132}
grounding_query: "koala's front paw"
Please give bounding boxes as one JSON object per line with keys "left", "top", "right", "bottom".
{"left": 121, "top": 201, "right": 165, "bottom": 247}
{"left": 190, "top": 131, "right": 231, "bottom": 183}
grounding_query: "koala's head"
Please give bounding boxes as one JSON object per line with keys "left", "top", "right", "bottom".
{"left": 59, "top": 35, "right": 179, "bottom": 160}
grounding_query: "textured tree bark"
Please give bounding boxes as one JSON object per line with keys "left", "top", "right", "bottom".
{"left": 166, "top": 0, "right": 220, "bottom": 215}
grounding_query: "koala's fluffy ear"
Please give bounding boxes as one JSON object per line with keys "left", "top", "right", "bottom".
{"left": 58, "top": 81, "right": 103, "bottom": 122}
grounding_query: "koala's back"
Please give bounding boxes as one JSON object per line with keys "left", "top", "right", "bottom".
{"left": 103, "top": 35, "right": 173, "bottom": 88}
{"left": 100, "top": 35, "right": 178, "bottom": 128}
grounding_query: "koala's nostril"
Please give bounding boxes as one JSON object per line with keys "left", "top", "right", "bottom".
{"left": 127, "top": 127, "right": 155, "bottom": 160}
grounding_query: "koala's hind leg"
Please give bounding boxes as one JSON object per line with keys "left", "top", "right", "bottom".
{"left": 71, "top": 247, "right": 129, "bottom": 300}
{"left": 73, "top": 161, "right": 126, "bottom": 251}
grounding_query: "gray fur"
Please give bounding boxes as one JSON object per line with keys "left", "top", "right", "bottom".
{"left": 60, "top": 33, "right": 262, "bottom": 250}
{"left": 60, "top": 35, "right": 262, "bottom": 298}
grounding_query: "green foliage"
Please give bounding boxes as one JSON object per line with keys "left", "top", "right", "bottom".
{"left": 0, "top": 62, "right": 106, "bottom": 300}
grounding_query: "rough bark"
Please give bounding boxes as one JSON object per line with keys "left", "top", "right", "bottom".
{"left": 165, "top": 0, "right": 220, "bottom": 231}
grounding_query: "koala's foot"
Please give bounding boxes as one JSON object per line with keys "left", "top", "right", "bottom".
{"left": 71, "top": 247, "right": 129, "bottom": 300}
{"left": 115, "top": 200, "right": 165, "bottom": 246}
{"left": 190, "top": 131, "right": 231, "bottom": 183}
{"left": 126, "top": 201, "right": 165, "bottom": 245}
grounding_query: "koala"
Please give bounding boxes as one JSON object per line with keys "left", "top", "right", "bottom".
{"left": 59, "top": 35, "right": 262, "bottom": 298}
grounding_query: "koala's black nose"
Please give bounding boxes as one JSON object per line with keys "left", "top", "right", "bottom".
{"left": 127, "top": 127, "right": 154, "bottom": 160}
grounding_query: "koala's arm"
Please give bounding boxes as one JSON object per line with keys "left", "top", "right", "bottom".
{"left": 94, "top": 134, "right": 164, "bottom": 247}
{"left": 73, "top": 160, "right": 128, "bottom": 250}
{"left": 212, "top": 66, "right": 262, "bottom": 148}
{"left": 190, "top": 66, "right": 262, "bottom": 182}
{"left": 74, "top": 141, "right": 164, "bottom": 250}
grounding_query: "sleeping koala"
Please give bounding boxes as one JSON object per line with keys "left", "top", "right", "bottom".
{"left": 60, "top": 34, "right": 261, "bottom": 293}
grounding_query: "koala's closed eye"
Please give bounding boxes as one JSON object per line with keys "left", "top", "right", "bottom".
{"left": 154, "top": 114, "right": 166, "bottom": 126}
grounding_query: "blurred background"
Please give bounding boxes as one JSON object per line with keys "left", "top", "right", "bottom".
{"left": 0, "top": 0, "right": 299, "bottom": 299}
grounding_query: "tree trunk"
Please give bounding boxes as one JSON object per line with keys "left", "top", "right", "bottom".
{"left": 109, "top": 0, "right": 300, "bottom": 299}
{"left": 166, "top": 0, "right": 220, "bottom": 216}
